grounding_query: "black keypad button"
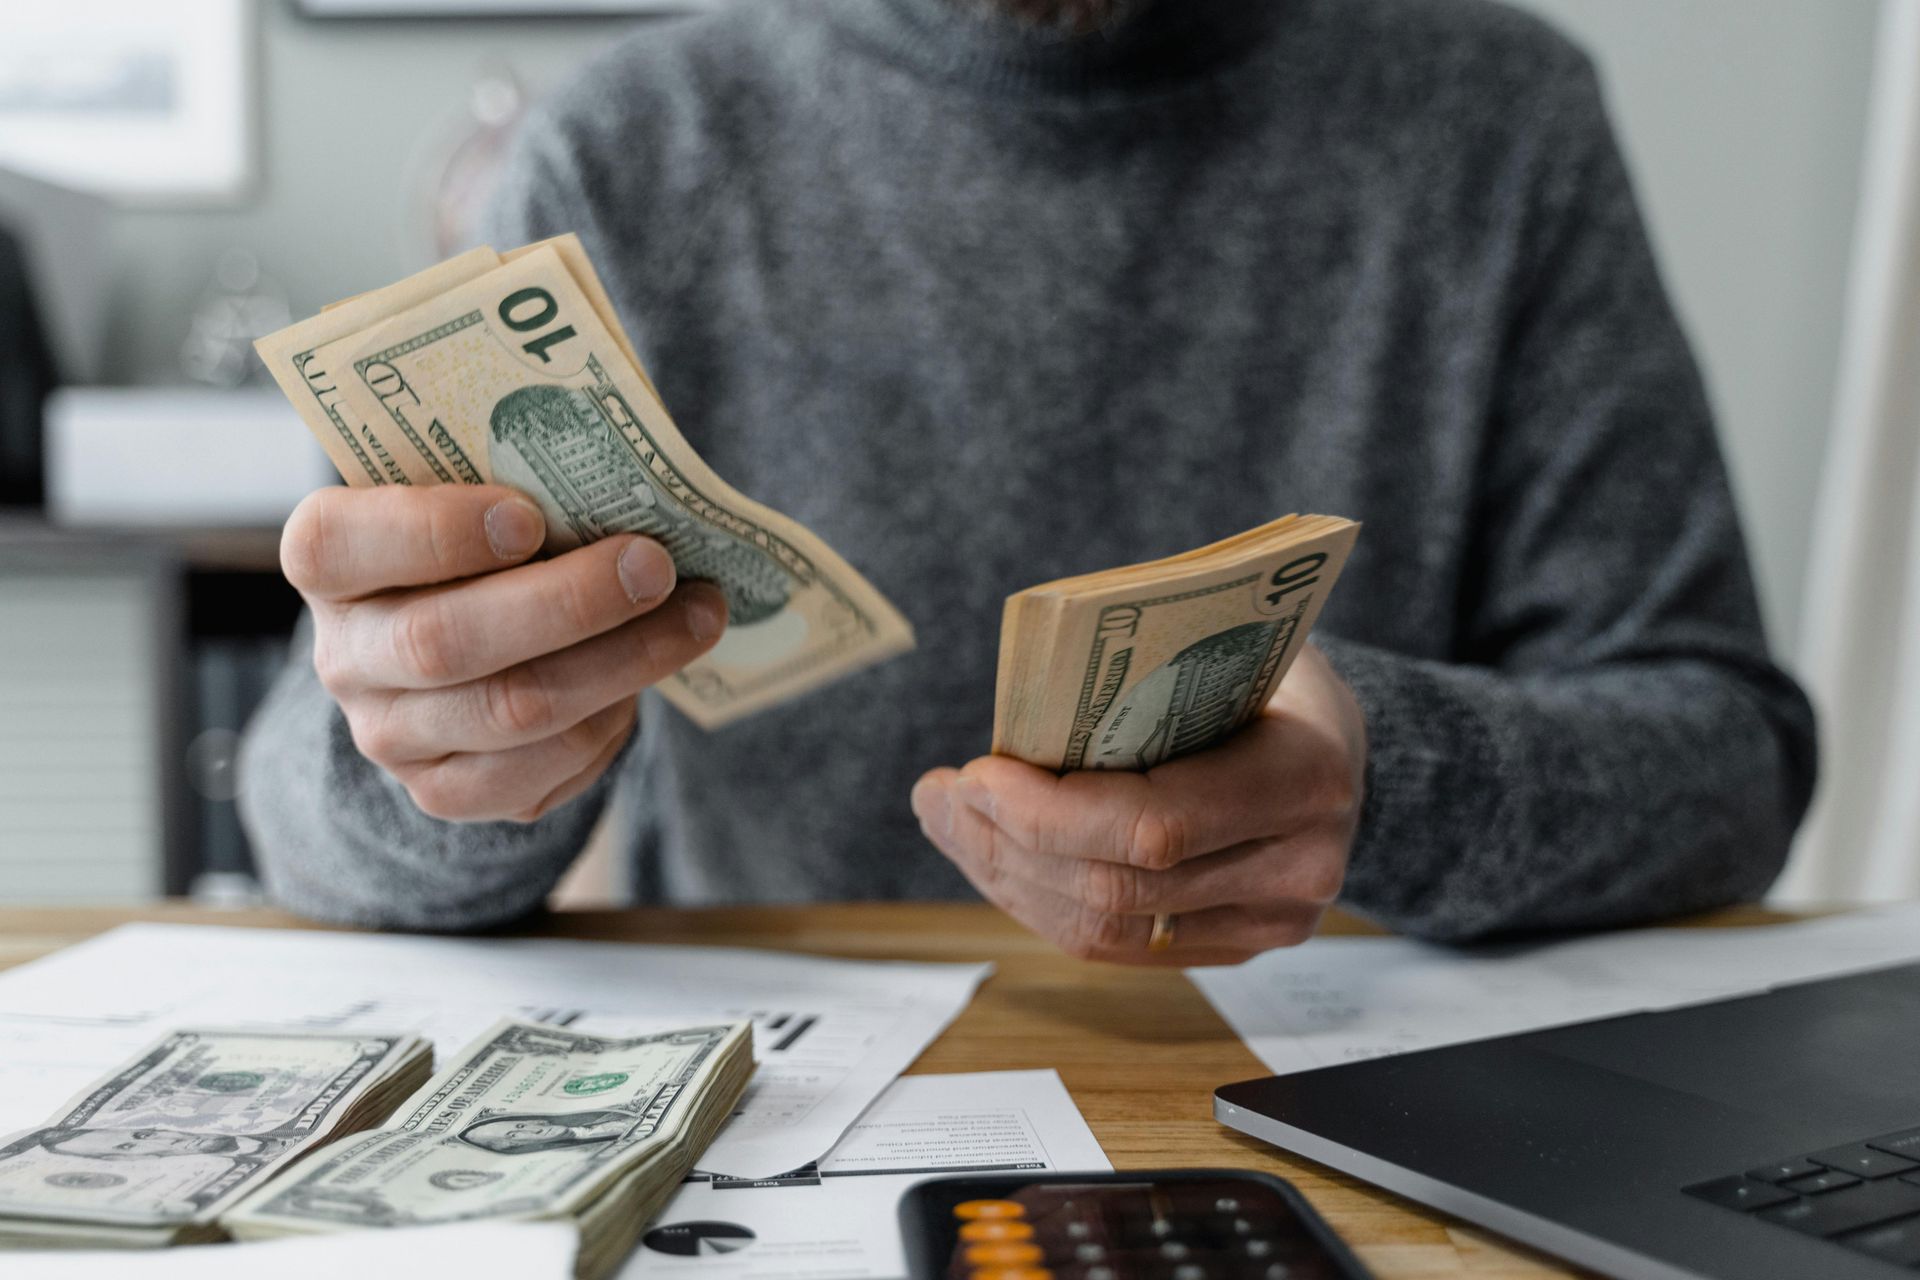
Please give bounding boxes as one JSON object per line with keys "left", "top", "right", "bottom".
{"left": 1684, "top": 1176, "right": 1796, "bottom": 1212}
{"left": 1808, "top": 1142, "right": 1920, "bottom": 1179}
{"left": 1868, "top": 1127, "right": 1920, "bottom": 1161}
{"left": 1760, "top": 1180, "right": 1920, "bottom": 1238}
{"left": 1784, "top": 1170, "right": 1863, "bottom": 1195}
{"left": 1747, "top": 1158, "right": 1825, "bottom": 1183}
{"left": 1841, "top": 1213, "right": 1920, "bottom": 1267}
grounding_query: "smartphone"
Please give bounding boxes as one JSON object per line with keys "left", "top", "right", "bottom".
{"left": 898, "top": 1168, "right": 1374, "bottom": 1279}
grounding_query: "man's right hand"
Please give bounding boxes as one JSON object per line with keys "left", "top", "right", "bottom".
{"left": 281, "top": 484, "right": 727, "bottom": 824}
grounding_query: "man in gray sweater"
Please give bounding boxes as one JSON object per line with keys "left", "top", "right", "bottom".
{"left": 240, "top": 0, "right": 1818, "bottom": 958}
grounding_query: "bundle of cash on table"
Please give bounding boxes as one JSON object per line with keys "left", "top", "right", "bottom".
{"left": 993, "top": 514, "right": 1360, "bottom": 770}
{"left": 0, "top": 1028, "right": 430, "bottom": 1248}
{"left": 226, "top": 1019, "right": 752, "bottom": 1280}
{"left": 0, "top": 1018, "right": 752, "bottom": 1280}
{"left": 256, "top": 235, "right": 913, "bottom": 727}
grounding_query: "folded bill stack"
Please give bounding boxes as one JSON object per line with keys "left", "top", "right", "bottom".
{"left": 993, "top": 514, "right": 1360, "bottom": 772}
{"left": 255, "top": 235, "right": 913, "bottom": 729}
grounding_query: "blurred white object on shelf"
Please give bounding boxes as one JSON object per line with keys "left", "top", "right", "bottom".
{"left": 47, "top": 387, "right": 331, "bottom": 526}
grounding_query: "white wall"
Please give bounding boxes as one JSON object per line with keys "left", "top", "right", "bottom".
{"left": 1506, "top": 0, "right": 1880, "bottom": 655}
{"left": 100, "top": 0, "right": 1881, "bottom": 655}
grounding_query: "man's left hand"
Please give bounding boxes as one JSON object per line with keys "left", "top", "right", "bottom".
{"left": 911, "top": 644, "right": 1367, "bottom": 966}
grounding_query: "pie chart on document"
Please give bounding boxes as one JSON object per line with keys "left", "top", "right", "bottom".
{"left": 641, "top": 1220, "right": 758, "bottom": 1257}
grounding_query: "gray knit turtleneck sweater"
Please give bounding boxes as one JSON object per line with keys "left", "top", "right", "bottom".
{"left": 240, "top": 0, "right": 1818, "bottom": 941}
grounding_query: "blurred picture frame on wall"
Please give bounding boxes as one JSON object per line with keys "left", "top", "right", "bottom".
{"left": 0, "top": 1, "right": 253, "bottom": 206}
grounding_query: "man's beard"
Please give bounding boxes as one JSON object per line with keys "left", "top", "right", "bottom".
{"left": 960, "top": 0, "right": 1146, "bottom": 37}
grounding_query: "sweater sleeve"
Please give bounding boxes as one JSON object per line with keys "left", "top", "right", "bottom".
{"left": 1326, "top": 56, "right": 1818, "bottom": 942}
{"left": 237, "top": 615, "right": 627, "bottom": 930}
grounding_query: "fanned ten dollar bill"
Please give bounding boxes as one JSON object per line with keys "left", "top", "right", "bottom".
{"left": 255, "top": 237, "right": 914, "bottom": 728}
{"left": 256, "top": 246, "right": 505, "bottom": 487}
{"left": 224, "top": 1018, "right": 753, "bottom": 1280}
{"left": 0, "top": 1028, "right": 429, "bottom": 1248}
{"left": 993, "top": 515, "right": 1359, "bottom": 771}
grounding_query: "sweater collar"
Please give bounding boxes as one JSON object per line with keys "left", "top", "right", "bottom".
{"left": 835, "top": 0, "right": 1287, "bottom": 96}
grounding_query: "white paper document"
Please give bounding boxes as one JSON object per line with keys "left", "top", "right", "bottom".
{"left": 1190, "top": 904, "right": 1920, "bottom": 1076}
{"left": 0, "top": 924, "right": 991, "bottom": 1179}
{"left": 624, "top": 1069, "right": 1109, "bottom": 1280}
{"left": 11, "top": 1221, "right": 577, "bottom": 1278}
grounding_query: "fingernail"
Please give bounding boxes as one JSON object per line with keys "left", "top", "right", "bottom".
{"left": 617, "top": 539, "right": 676, "bottom": 604}
{"left": 685, "top": 587, "right": 727, "bottom": 643}
{"left": 912, "top": 782, "right": 954, "bottom": 842}
{"left": 484, "top": 498, "right": 544, "bottom": 560}
{"left": 952, "top": 777, "right": 996, "bottom": 823}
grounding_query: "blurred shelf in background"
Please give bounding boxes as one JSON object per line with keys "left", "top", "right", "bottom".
{"left": 0, "top": 533, "right": 171, "bottom": 905}
{"left": 2, "top": 460, "right": 310, "bottom": 906}
{"left": 0, "top": 517, "right": 284, "bottom": 572}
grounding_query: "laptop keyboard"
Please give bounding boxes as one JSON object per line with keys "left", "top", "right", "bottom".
{"left": 1686, "top": 1126, "right": 1920, "bottom": 1268}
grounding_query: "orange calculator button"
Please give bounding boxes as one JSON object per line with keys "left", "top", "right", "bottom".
{"left": 959, "top": 1220, "right": 1034, "bottom": 1242}
{"left": 963, "top": 1242, "right": 1044, "bottom": 1266}
{"left": 953, "top": 1199, "right": 1026, "bottom": 1220}
{"left": 966, "top": 1270, "right": 1052, "bottom": 1280}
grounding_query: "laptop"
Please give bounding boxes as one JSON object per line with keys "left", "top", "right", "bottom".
{"left": 1215, "top": 960, "right": 1920, "bottom": 1279}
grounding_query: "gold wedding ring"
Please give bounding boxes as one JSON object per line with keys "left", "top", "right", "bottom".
{"left": 1148, "top": 912, "right": 1177, "bottom": 952}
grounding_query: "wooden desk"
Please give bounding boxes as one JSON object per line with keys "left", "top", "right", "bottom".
{"left": 0, "top": 902, "right": 1789, "bottom": 1278}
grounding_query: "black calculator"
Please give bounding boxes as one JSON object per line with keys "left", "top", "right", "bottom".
{"left": 897, "top": 1168, "right": 1374, "bottom": 1280}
